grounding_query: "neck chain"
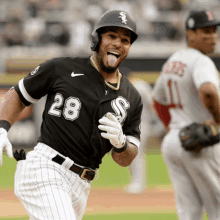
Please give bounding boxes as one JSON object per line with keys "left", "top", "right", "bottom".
{"left": 90, "top": 56, "right": 121, "bottom": 91}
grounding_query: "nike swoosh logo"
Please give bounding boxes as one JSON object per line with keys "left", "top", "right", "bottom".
{"left": 71, "top": 72, "right": 84, "bottom": 77}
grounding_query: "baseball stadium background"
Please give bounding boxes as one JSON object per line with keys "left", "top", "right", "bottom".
{"left": 1, "top": 0, "right": 220, "bottom": 219}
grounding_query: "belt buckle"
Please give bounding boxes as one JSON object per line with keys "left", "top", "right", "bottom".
{"left": 81, "top": 168, "right": 92, "bottom": 181}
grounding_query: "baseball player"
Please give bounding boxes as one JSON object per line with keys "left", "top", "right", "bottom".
{"left": 0, "top": 10, "right": 143, "bottom": 220}
{"left": 126, "top": 78, "right": 165, "bottom": 194}
{"left": 153, "top": 10, "right": 220, "bottom": 220}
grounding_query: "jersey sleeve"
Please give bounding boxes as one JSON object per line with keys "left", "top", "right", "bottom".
{"left": 152, "top": 74, "right": 168, "bottom": 105}
{"left": 14, "top": 59, "right": 56, "bottom": 106}
{"left": 193, "top": 55, "right": 219, "bottom": 90}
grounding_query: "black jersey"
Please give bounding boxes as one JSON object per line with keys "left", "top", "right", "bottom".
{"left": 14, "top": 57, "right": 143, "bottom": 169}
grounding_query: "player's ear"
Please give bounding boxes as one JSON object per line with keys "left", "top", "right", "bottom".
{"left": 187, "top": 29, "right": 197, "bottom": 42}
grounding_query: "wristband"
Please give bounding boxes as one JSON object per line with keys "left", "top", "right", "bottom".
{"left": 0, "top": 120, "right": 11, "bottom": 132}
{"left": 113, "top": 141, "right": 128, "bottom": 153}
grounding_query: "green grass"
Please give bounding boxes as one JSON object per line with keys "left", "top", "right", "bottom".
{"left": 0, "top": 213, "right": 209, "bottom": 220}
{"left": 1, "top": 214, "right": 177, "bottom": 220}
{"left": 0, "top": 154, "right": 17, "bottom": 188}
{"left": 84, "top": 213, "right": 178, "bottom": 220}
{"left": 91, "top": 152, "right": 171, "bottom": 188}
{"left": 146, "top": 154, "right": 171, "bottom": 187}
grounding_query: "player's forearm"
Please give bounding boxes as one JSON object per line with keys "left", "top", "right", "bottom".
{"left": 203, "top": 94, "right": 220, "bottom": 124}
{"left": 111, "top": 142, "right": 138, "bottom": 167}
{"left": 0, "top": 89, "right": 26, "bottom": 126}
{"left": 199, "top": 85, "right": 220, "bottom": 124}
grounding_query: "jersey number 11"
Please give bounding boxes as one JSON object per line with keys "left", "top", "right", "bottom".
{"left": 167, "top": 79, "right": 183, "bottom": 109}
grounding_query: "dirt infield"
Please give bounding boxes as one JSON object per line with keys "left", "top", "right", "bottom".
{"left": 0, "top": 187, "right": 176, "bottom": 217}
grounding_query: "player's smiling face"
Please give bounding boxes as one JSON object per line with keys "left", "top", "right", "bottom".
{"left": 96, "top": 27, "right": 131, "bottom": 73}
{"left": 189, "top": 26, "right": 218, "bottom": 54}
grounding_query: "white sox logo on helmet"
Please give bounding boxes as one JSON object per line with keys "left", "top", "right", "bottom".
{"left": 118, "top": 12, "right": 127, "bottom": 24}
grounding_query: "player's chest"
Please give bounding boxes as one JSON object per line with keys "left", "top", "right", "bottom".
{"left": 48, "top": 73, "right": 133, "bottom": 123}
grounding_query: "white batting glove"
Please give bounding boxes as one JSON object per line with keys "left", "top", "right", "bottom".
{"left": 0, "top": 128, "right": 13, "bottom": 166}
{"left": 98, "top": 112, "right": 126, "bottom": 149}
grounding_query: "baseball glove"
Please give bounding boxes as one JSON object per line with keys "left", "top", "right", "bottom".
{"left": 179, "top": 123, "right": 220, "bottom": 152}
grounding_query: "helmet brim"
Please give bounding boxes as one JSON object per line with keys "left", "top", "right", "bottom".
{"left": 187, "top": 21, "right": 220, "bottom": 29}
{"left": 96, "top": 25, "right": 138, "bottom": 44}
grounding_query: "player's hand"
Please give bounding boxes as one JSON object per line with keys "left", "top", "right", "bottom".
{"left": 0, "top": 128, "right": 13, "bottom": 166}
{"left": 98, "top": 112, "right": 126, "bottom": 149}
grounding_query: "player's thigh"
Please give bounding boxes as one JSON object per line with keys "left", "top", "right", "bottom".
{"left": 183, "top": 144, "right": 220, "bottom": 219}
{"left": 15, "top": 160, "right": 76, "bottom": 220}
{"left": 31, "top": 184, "right": 76, "bottom": 220}
{"left": 168, "top": 162, "right": 203, "bottom": 220}
{"left": 161, "top": 129, "right": 182, "bottom": 163}
{"left": 161, "top": 130, "right": 204, "bottom": 219}
{"left": 69, "top": 173, "right": 91, "bottom": 220}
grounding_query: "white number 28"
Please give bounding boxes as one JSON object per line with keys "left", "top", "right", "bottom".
{"left": 48, "top": 93, "right": 81, "bottom": 121}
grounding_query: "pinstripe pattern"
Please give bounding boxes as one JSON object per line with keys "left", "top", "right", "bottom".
{"left": 14, "top": 143, "right": 91, "bottom": 220}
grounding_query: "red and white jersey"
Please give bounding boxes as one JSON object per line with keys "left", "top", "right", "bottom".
{"left": 153, "top": 48, "right": 220, "bottom": 129}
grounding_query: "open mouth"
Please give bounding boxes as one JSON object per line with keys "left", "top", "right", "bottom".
{"left": 106, "top": 51, "right": 120, "bottom": 67}
{"left": 107, "top": 51, "right": 120, "bottom": 58}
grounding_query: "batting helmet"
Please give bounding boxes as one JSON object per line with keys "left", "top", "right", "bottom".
{"left": 91, "top": 10, "right": 138, "bottom": 51}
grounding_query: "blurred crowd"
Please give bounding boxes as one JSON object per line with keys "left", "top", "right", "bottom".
{"left": 0, "top": 0, "right": 220, "bottom": 63}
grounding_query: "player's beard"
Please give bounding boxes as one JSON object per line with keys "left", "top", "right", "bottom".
{"left": 97, "top": 52, "right": 118, "bottom": 74}
{"left": 99, "top": 59, "right": 118, "bottom": 74}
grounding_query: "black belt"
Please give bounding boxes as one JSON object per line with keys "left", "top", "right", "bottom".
{"left": 52, "top": 154, "right": 95, "bottom": 181}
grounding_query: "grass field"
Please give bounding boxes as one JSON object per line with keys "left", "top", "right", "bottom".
{"left": 0, "top": 213, "right": 209, "bottom": 220}
{"left": 0, "top": 213, "right": 179, "bottom": 220}
{"left": 0, "top": 152, "right": 209, "bottom": 219}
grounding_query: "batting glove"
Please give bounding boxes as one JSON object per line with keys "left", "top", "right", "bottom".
{"left": 98, "top": 112, "right": 126, "bottom": 149}
{"left": 0, "top": 128, "right": 13, "bottom": 166}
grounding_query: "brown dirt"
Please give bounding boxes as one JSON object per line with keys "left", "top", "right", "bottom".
{"left": 0, "top": 187, "right": 176, "bottom": 217}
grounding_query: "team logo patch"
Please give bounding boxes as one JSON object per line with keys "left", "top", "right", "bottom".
{"left": 206, "top": 11, "right": 214, "bottom": 21}
{"left": 30, "top": 66, "right": 40, "bottom": 75}
{"left": 111, "top": 96, "right": 130, "bottom": 124}
{"left": 118, "top": 12, "right": 127, "bottom": 24}
{"left": 187, "top": 18, "right": 195, "bottom": 28}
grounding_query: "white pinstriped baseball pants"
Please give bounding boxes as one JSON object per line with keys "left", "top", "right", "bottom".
{"left": 14, "top": 143, "right": 92, "bottom": 220}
